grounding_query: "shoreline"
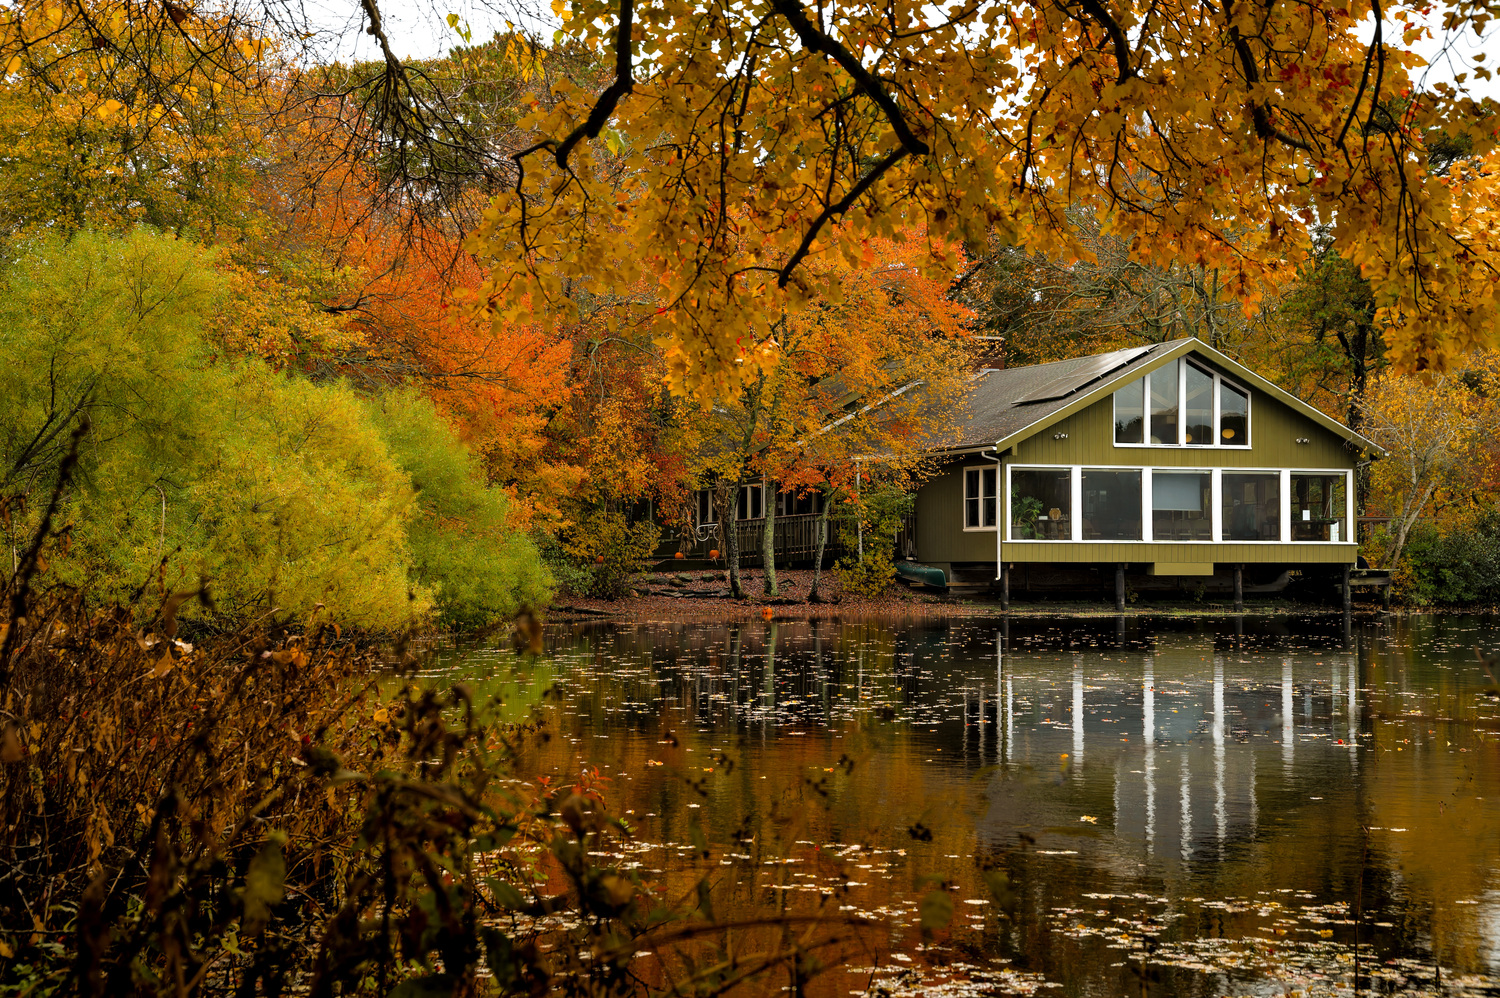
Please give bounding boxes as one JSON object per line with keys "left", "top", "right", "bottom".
{"left": 546, "top": 567, "right": 1393, "bottom": 623}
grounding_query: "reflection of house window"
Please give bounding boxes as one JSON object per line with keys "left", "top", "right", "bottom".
{"left": 964, "top": 466, "right": 999, "bottom": 529}
{"left": 696, "top": 489, "right": 715, "bottom": 526}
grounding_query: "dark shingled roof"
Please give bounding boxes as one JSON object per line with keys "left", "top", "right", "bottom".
{"left": 940, "top": 339, "right": 1190, "bottom": 451}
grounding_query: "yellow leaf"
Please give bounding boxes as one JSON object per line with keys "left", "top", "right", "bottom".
{"left": 96, "top": 98, "right": 124, "bottom": 119}
{"left": 5, "top": 55, "right": 21, "bottom": 76}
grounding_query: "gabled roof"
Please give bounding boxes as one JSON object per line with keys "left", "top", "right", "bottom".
{"left": 935, "top": 338, "right": 1383, "bottom": 456}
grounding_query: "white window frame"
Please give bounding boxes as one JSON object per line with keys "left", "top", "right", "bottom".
{"left": 963, "top": 463, "right": 1000, "bottom": 531}
{"left": 1112, "top": 358, "right": 1253, "bottom": 450}
{"left": 1217, "top": 468, "right": 1284, "bottom": 542}
{"left": 1001, "top": 464, "right": 1354, "bottom": 544}
{"left": 736, "top": 481, "right": 766, "bottom": 521}
{"left": 1289, "top": 469, "right": 1358, "bottom": 545}
{"left": 1147, "top": 467, "right": 1216, "bottom": 544}
{"left": 1003, "top": 464, "right": 1079, "bottom": 542}
{"left": 1079, "top": 467, "right": 1147, "bottom": 542}
{"left": 696, "top": 488, "right": 716, "bottom": 526}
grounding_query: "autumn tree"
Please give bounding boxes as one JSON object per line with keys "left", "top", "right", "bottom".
{"left": 0, "top": 0, "right": 272, "bottom": 238}
{"left": 456, "top": 0, "right": 1500, "bottom": 399}
{"left": 1360, "top": 361, "right": 1500, "bottom": 571}
{"left": 970, "top": 205, "right": 1280, "bottom": 367}
{"left": 692, "top": 229, "right": 973, "bottom": 598}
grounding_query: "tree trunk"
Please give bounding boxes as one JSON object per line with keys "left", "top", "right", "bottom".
{"left": 724, "top": 373, "right": 768, "bottom": 599}
{"left": 762, "top": 483, "right": 778, "bottom": 596}
{"left": 1388, "top": 479, "right": 1437, "bottom": 572}
{"left": 808, "top": 487, "right": 834, "bottom": 602}
{"left": 759, "top": 372, "right": 787, "bottom": 597}
{"left": 725, "top": 474, "right": 746, "bottom": 598}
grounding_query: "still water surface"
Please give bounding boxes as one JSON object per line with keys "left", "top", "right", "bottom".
{"left": 426, "top": 614, "right": 1500, "bottom": 997}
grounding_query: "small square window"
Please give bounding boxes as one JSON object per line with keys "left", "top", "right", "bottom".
{"left": 964, "top": 466, "right": 998, "bottom": 528}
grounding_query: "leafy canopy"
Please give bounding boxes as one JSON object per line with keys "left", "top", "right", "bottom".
{"left": 475, "top": 0, "right": 1500, "bottom": 395}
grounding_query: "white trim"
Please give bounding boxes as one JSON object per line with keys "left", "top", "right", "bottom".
{"left": 1280, "top": 469, "right": 1292, "bottom": 543}
{"left": 1210, "top": 468, "right": 1223, "bottom": 542}
{"left": 961, "top": 462, "right": 1000, "bottom": 532}
{"left": 1141, "top": 468, "right": 1154, "bottom": 543}
{"left": 1071, "top": 466, "right": 1083, "bottom": 541}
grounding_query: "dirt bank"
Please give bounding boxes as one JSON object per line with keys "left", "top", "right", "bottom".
{"left": 547, "top": 568, "right": 1365, "bottom": 622}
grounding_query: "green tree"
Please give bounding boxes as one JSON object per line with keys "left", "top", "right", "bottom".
{"left": 365, "top": 387, "right": 553, "bottom": 628}
{"left": 0, "top": 229, "right": 460, "bottom": 629}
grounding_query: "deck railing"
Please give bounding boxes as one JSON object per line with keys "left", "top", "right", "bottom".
{"left": 662, "top": 513, "right": 840, "bottom": 566}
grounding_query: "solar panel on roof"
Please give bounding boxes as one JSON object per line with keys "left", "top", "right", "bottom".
{"left": 1010, "top": 345, "right": 1154, "bottom": 404}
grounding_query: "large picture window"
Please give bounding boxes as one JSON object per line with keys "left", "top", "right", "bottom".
{"left": 1292, "top": 473, "right": 1349, "bottom": 542}
{"left": 1010, "top": 468, "right": 1072, "bottom": 540}
{"left": 1152, "top": 472, "right": 1212, "bottom": 541}
{"left": 1221, "top": 473, "right": 1281, "bottom": 541}
{"left": 964, "top": 466, "right": 999, "bottom": 529}
{"left": 998, "top": 464, "right": 1348, "bottom": 543}
{"left": 776, "top": 490, "right": 823, "bottom": 516}
{"left": 1082, "top": 470, "right": 1142, "bottom": 540}
{"left": 1112, "top": 358, "right": 1252, "bottom": 447}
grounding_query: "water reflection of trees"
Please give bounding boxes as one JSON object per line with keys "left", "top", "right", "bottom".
{"left": 429, "top": 613, "right": 1500, "bottom": 989}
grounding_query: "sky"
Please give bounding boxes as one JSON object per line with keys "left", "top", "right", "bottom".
{"left": 318, "top": 0, "right": 1498, "bottom": 101}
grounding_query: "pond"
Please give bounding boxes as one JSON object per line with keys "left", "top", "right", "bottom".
{"left": 423, "top": 613, "right": 1500, "bottom": 998}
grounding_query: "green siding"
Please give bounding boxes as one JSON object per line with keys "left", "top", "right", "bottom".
{"left": 912, "top": 378, "right": 1361, "bottom": 568}
{"left": 997, "top": 542, "right": 1354, "bottom": 564}
{"left": 914, "top": 460, "right": 998, "bottom": 564}
{"left": 1011, "top": 390, "right": 1353, "bottom": 468}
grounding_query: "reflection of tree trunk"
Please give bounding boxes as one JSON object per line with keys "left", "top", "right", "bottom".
{"left": 730, "top": 626, "right": 743, "bottom": 710}
{"left": 808, "top": 487, "right": 835, "bottom": 602}
{"left": 763, "top": 622, "right": 777, "bottom": 710}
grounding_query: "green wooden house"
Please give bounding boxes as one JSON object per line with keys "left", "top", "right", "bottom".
{"left": 906, "top": 338, "right": 1382, "bottom": 603}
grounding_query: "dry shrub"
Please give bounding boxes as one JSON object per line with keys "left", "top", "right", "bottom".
{"left": 0, "top": 588, "right": 879, "bottom": 997}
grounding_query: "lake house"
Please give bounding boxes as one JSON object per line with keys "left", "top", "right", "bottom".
{"left": 905, "top": 338, "right": 1382, "bottom": 604}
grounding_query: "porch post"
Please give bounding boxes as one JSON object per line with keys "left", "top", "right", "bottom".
{"left": 1000, "top": 562, "right": 1010, "bottom": 612}
{"left": 1233, "top": 564, "right": 1244, "bottom": 612}
{"left": 1341, "top": 564, "right": 1352, "bottom": 613}
{"left": 1114, "top": 564, "right": 1126, "bottom": 612}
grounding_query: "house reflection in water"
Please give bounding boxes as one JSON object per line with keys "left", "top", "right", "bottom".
{"left": 969, "top": 626, "right": 1362, "bottom": 864}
